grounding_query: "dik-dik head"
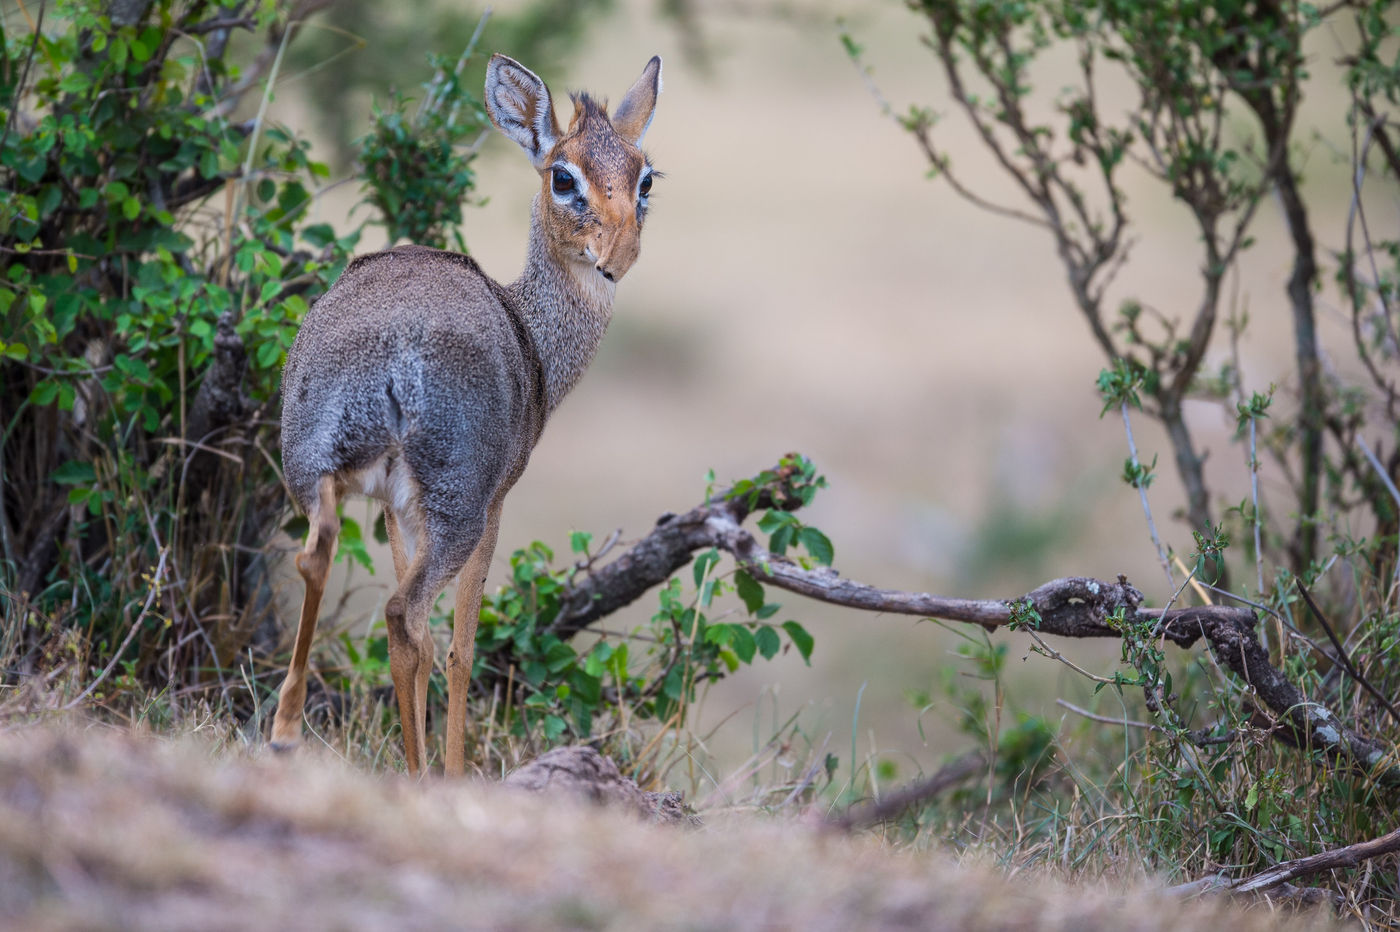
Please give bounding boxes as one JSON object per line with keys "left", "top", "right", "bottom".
{"left": 485, "top": 54, "right": 661, "bottom": 284}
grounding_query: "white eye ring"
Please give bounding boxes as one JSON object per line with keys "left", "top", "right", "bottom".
{"left": 549, "top": 160, "right": 588, "bottom": 203}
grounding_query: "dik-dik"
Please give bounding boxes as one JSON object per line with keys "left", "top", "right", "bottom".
{"left": 271, "top": 54, "right": 662, "bottom": 776}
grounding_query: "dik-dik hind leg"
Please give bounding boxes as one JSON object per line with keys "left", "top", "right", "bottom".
{"left": 444, "top": 498, "right": 504, "bottom": 777}
{"left": 383, "top": 508, "right": 409, "bottom": 581}
{"left": 271, "top": 476, "right": 340, "bottom": 751}
{"left": 385, "top": 550, "right": 461, "bottom": 776}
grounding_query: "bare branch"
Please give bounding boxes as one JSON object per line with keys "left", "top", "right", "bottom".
{"left": 1232, "top": 824, "right": 1400, "bottom": 894}
{"left": 547, "top": 461, "right": 1400, "bottom": 786}
{"left": 828, "top": 749, "right": 986, "bottom": 831}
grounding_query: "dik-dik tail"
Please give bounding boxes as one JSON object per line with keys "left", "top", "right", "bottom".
{"left": 271, "top": 53, "right": 663, "bottom": 777}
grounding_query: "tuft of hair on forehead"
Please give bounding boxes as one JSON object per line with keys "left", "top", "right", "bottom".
{"left": 566, "top": 92, "right": 612, "bottom": 131}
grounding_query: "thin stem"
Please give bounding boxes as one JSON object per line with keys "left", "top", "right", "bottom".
{"left": 64, "top": 547, "right": 169, "bottom": 710}
{"left": 1357, "top": 436, "right": 1400, "bottom": 605}
{"left": 1121, "top": 401, "right": 1174, "bottom": 589}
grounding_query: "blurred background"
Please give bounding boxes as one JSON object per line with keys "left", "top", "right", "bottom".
{"left": 268, "top": 0, "right": 1370, "bottom": 778}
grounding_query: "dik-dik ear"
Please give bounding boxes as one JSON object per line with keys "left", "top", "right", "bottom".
{"left": 612, "top": 56, "right": 662, "bottom": 146}
{"left": 484, "top": 54, "right": 561, "bottom": 169}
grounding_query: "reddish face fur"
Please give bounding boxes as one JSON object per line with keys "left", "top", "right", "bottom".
{"left": 540, "top": 95, "right": 653, "bottom": 283}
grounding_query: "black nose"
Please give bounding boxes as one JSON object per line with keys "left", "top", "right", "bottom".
{"left": 600, "top": 269, "right": 615, "bottom": 282}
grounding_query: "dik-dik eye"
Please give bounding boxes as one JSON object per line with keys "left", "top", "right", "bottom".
{"left": 639, "top": 173, "right": 653, "bottom": 197}
{"left": 552, "top": 168, "right": 576, "bottom": 195}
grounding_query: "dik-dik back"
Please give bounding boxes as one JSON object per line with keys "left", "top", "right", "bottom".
{"left": 271, "top": 53, "right": 662, "bottom": 777}
{"left": 281, "top": 246, "right": 542, "bottom": 550}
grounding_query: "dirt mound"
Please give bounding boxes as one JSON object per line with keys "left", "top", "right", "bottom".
{"left": 0, "top": 727, "right": 1337, "bottom": 931}
{"left": 503, "top": 745, "right": 698, "bottom": 826}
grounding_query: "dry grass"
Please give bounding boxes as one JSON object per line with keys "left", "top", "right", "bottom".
{"left": 0, "top": 721, "right": 1346, "bottom": 932}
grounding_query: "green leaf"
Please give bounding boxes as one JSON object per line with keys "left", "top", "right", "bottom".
{"left": 703, "top": 624, "right": 733, "bottom": 647}
{"left": 584, "top": 642, "right": 612, "bottom": 678}
{"left": 692, "top": 547, "right": 720, "bottom": 586}
{"left": 302, "top": 223, "right": 336, "bottom": 248}
{"left": 569, "top": 530, "right": 592, "bottom": 555}
{"left": 58, "top": 71, "right": 92, "bottom": 94}
{"left": 782, "top": 620, "right": 815, "bottom": 665}
{"left": 544, "top": 641, "right": 576, "bottom": 674}
{"left": 797, "top": 526, "right": 834, "bottom": 566}
{"left": 113, "top": 353, "right": 152, "bottom": 382}
{"left": 755, "top": 625, "right": 781, "bottom": 660}
{"left": 52, "top": 460, "right": 97, "bottom": 485}
{"left": 729, "top": 625, "right": 757, "bottom": 664}
{"left": 734, "top": 569, "right": 765, "bottom": 614}
{"left": 282, "top": 514, "right": 309, "bottom": 540}
{"left": 335, "top": 516, "right": 374, "bottom": 573}
{"left": 256, "top": 339, "right": 281, "bottom": 368}
{"left": 543, "top": 714, "right": 567, "bottom": 740}
{"left": 608, "top": 642, "right": 629, "bottom": 682}
{"left": 756, "top": 510, "right": 793, "bottom": 534}
{"left": 122, "top": 197, "right": 141, "bottom": 221}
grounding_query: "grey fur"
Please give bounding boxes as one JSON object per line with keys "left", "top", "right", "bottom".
{"left": 281, "top": 245, "right": 545, "bottom": 577}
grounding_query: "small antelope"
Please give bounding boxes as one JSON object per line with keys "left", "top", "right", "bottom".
{"left": 271, "top": 54, "right": 662, "bottom": 776}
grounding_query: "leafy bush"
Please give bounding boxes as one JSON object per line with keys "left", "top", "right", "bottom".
{"left": 1, "top": 1, "right": 362, "bottom": 696}
{"left": 834, "top": 0, "right": 1400, "bottom": 908}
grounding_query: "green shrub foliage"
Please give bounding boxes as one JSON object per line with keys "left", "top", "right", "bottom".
{"left": 1, "top": 2, "right": 366, "bottom": 691}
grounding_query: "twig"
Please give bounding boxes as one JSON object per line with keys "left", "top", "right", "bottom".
{"left": 1356, "top": 435, "right": 1400, "bottom": 602}
{"left": 63, "top": 548, "right": 169, "bottom": 710}
{"left": 0, "top": 0, "right": 45, "bottom": 160}
{"left": 828, "top": 749, "right": 985, "bottom": 831}
{"left": 1056, "top": 698, "right": 1156, "bottom": 732}
{"left": 1296, "top": 581, "right": 1400, "bottom": 728}
{"left": 841, "top": 32, "right": 1052, "bottom": 231}
{"left": 780, "top": 732, "right": 832, "bottom": 808}
{"left": 183, "top": 15, "right": 255, "bottom": 35}
{"left": 1025, "top": 629, "right": 1117, "bottom": 685}
{"left": 1058, "top": 699, "right": 1245, "bottom": 748}
{"left": 1121, "top": 401, "right": 1175, "bottom": 590}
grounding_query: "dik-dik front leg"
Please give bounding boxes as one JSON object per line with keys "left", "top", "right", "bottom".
{"left": 271, "top": 476, "right": 340, "bottom": 751}
{"left": 444, "top": 498, "right": 504, "bottom": 777}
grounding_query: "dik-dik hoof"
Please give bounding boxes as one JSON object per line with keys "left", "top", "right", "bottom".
{"left": 268, "top": 739, "right": 299, "bottom": 755}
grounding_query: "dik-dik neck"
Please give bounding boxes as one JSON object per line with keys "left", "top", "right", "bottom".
{"left": 507, "top": 196, "right": 616, "bottom": 415}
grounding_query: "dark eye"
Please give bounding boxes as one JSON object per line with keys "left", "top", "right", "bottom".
{"left": 552, "top": 168, "right": 575, "bottom": 195}
{"left": 639, "top": 173, "right": 653, "bottom": 197}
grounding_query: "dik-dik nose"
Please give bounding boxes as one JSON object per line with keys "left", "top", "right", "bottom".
{"left": 594, "top": 228, "right": 639, "bottom": 283}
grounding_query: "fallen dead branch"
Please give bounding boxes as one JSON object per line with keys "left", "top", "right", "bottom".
{"left": 549, "top": 458, "right": 1400, "bottom": 787}
{"left": 827, "top": 750, "right": 986, "bottom": 832}
{"left": 1167, "top": 825, "right": 1400, "bottom": 904}
{"left": 1231, "top": 824, "right": 1400, "bottom": 894}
